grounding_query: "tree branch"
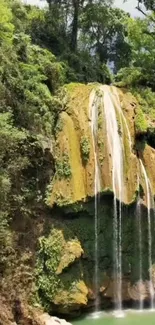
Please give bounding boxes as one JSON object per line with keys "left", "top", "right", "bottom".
{"left": 136, "top": 5, "right": 148, "bottom": 17}
{"left": 136, "top": 2, "right": 155, "bottom": 22}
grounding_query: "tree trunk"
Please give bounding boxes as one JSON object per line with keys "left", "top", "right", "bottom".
{"left": 70, "top": 0, "right": 79, "bottom": 52}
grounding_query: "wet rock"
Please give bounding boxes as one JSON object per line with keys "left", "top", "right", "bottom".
{"left": 39, "top": 314, "right": 72, "bottom": 325}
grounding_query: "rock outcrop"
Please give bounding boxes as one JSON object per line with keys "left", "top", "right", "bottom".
{"left": 48, "top": 84, "right": 152, "bottom": 207}
{"left": 2, "top": 83, "right": 155, "bottom": 321}
{"left": 39, "top": 314, "right": 72, "bottom": 325}
{"left": 38, "top": 83, "right": 155, "bottom": 314}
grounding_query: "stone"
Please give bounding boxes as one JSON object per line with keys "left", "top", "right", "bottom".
{"left": 39, "top": 314, "right": 72, "bottom": 325}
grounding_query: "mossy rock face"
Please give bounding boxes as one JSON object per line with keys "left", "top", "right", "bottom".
{"left": 35, "top": 224, "right": 88, "bottom": 313}
{"left": 131, "top": 87, "right": 155, "bottom": 131}
{"left": 56, "top": 239, "right": 83, "bottom": 275}
{"left": 53, "top": 280, "right": 88, "bottom": 311}
{"left": 47, "top": 83, "right": 141, "bottom": 207}
{"left": 140, "top": 144, "right": 155, "bottom": 197}
{"left": 34, "top": 194, "right": 155, "bottom": 314}
{"left": 38, "top": 83, "right": 155, "bottom": 314}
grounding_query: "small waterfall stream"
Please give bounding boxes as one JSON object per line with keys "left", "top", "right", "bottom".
{"left": 112, "top": 87, "right": 132, "bottom": 151}
{"left": 89, "top": 90, "right": 101, "bottom": 312}
{"left": 136, "top": 184, "right": 144, "bottom": 310}
{"left": 102, "top": 86, "right": 124, "bottom": 312}
{"left": 140, "top": 159, "right": 154, "bottom": 309}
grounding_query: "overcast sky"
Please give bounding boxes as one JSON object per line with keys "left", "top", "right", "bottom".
{"left": 114, "top": 0, "right": 142, "bottom": 17}
{"left": 24, "top": 0, "right": 142, "bottom": 17}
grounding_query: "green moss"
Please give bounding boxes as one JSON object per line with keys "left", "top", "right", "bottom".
{"left": 56, "top": 153, "right": 72, "bottom": 179}
{"left": 64, "top": 82, "right": 83, "bottom": 93}
{"left": 116, "top": 114, "right": 122, "bottom": 136}
{"left": 95, "top": 88, "right": 103, "bottom": 98}
{"left": 132, "top": 87, "right": 155, "bottom": 121}
{"left": 56, "top": 240, "right": 83, "bottom": 275}
{"left": 135, "top": 106, "right": 148, "bottom": 134}
{"left": 131, "top": 87, "right": 155, "bottom": 135}
{"left": 35, "top": 226, "right": 87, "bottom": 313}
{"left": 55, "top": 191, "right": 72, "bottom": 206}
{"left": 97, "top": 104, "right": 103, "bottom": 129}
{"left": 64, "top": 202, "right": 85, "bottom": 213}
{"left": 55, "top": 117, "right": 63, "bottom": 134}
{"left": 98, "top": 154, "right": 104, "bottom": 166}
{"left": 98, "top": 116, "right": 103, "bottom": 129}
{"left": 80, "top": 136, "right": 90, "bottom": 164}
{"left": 45, "top": 179, "right": 54, "bottom": 205}
{"left": 97, "top": 138, "right": 104, "bottom": 149}
{"left": 35, "top": 229, "right": 63, "bottom": 304}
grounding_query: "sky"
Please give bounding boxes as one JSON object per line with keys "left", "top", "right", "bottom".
{"left": 24, "top": 0, "right": 142, "bottom": 17}
{"left": 114, "top": 0, "right": 142, "bottom": 17}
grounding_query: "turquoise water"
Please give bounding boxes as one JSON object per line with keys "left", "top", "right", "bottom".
{"left": 73, "top": 310, "right": 155, "bottom": 325}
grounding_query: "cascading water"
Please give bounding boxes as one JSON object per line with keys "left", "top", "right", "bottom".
{"left": 89, "top": 90, "right": 101, "bottom": 312}
{"left": 112, "top": 87, "right": 132, "bottom": 151}
{"left": 89, "top": 85, "right": 155, "bottom": 314}
{"left": 140, "top": 159, "right": 154, "bottom": 309}
{"left": 101, "top": 86, "right": 124, "bottom": 312}
{"left": 136, "top": 181, "right": 144, "bottom": 310}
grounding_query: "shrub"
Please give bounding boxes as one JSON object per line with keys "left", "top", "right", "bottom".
{"left": 135, "top": 107, "right": 148, "bottom": 134}
{"left": 80, "top": 136, "right": 90, "bottom": 163}
{"left": 56, "top": 153, "right": 72, "bottom": 178}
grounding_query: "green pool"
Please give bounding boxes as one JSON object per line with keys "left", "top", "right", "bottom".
{"left": 73, "top": 310, "right": 155, "bottom": 325}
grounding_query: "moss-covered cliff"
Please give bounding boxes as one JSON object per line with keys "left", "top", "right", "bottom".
{"left": 1, "top": 83, "right": 155, "bottom": 323}
{"left": 32, "top": 83, "right": 155, "bottom": 315}
{"left": 47, "top": 83, "right": 155, "bottom": 208}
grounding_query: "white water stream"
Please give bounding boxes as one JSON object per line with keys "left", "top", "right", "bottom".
{"left": 101, "top": 86, "right": 124, "bottom": 312}
{"left": 140, "top": 159, "right": 154, "bottom": 309}
{"left": 112, "top": 87, "right": 132, "bottom": 152}
{"left": 136, "top": 186, "right": 144, "bottom": 310}
{"left": 89, "top": 90, "right": 101, "bottom": 311}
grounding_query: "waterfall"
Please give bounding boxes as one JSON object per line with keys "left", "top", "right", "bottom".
{"left": 136, "top": 183, "right": 144, "bottom": 310}
{"left": 101, "top": 86, "right": 124, "bottom": 312}
{"left": 140, "top": 159, "right": 154, "bottom": 309}
{"left": 89, "top": 90, "right": 101, "bottom": 312}
{"left": 89, "top": 85, "right": 155, "bottom": 313}
{"left": 112, "top": 87, "right": 132, "bottom": 152}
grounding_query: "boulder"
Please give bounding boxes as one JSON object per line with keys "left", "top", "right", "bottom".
{"left": 39, "top": 314, "right": 72, "bottom": 325}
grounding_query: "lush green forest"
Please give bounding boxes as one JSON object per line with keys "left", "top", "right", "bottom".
{"left": 0, "top": 0, "right": 155, "bottom": 323}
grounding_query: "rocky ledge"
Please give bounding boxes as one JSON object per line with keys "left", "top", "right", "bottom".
{"left": 0, "top": 298, "right": 72, "bottom": 325}
{"left": 38, "top": 314, "right": 72, "bottom": 325}
{"left": 10, "top": 315, "right": 72, "bottom": 325}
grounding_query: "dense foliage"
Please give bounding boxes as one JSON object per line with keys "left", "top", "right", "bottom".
{"left": 0, "top": 0, "right": 64, "bottom": 272}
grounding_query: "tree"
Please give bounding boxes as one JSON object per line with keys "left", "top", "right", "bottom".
{"left": 116, "top": 15, "right": 155, "bottom": 89}
{"left": 0, "top": 0, "right": 65, "bottom": 252}
{"left": 27, "top": 3, "right": 69, "bottom": 56}
{"left": 0, "top": 0, "right": 14, "bottom": 44}
{"left": 80, "top": 3, "right": 131, "bottom": 72}
{"left": 137, "top": 0, "right": 155, "bottom": 11}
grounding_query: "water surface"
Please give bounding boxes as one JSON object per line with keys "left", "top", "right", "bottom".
{"left": 73, "top": 310, "right": 155, "bottom": 325}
